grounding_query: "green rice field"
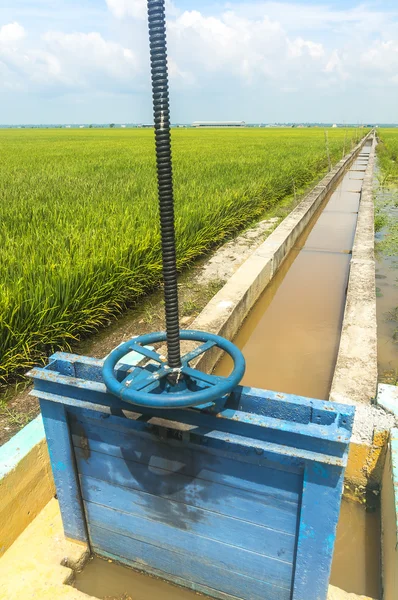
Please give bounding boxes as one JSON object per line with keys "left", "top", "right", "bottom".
{"left": 0, "top": 127, "right": 362, "bottom": 384}
{"left": 377, "top": 129, "right": 398, "bottom": 189}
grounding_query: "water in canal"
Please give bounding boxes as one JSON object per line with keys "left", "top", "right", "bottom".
{"left": 215, "top": 145, "right": 371, "bottom": 400}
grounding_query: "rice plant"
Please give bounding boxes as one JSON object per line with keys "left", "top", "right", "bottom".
{"left": 0, "top": 127, "right": 361, "bottom": 384}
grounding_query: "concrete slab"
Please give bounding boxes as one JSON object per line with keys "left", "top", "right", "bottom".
{"left": 0, "top": 499, "right": 93, "bottom": 600}
{"left": 378, "top": 384, "right": 398, "bottom": 418}
{"left": 328, "top": 586, "right": 376, "bottom": 600}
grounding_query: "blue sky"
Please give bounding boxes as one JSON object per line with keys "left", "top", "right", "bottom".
{"left": 1, "top": 1, "right": 398, "bottom": 124}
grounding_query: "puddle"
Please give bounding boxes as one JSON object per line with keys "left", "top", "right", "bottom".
{"left": 215, "top": 156, "right": 367, "bottom": 400}
{"left": 330, "top": 499, "right": 381, "bottom": 599}
{"left": 74, "top": 556, "right": 202, "bottom": 600}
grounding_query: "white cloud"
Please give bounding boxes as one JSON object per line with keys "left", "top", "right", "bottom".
{"left": 0, "top": 25, "right": 140, "bottom": 92}
{"left": 361, "top": 40, "right": 398, "bottom": 75}
{"left": 0, "top": 22, "right": 25, "bottom": 45}
{"left": 41, "top": 31, "right": 139, "bottom": 87}
{"left": 106, "top": 0, "right": 147, "bottom": 20}
{"left": 105, "top": 0, "right": 178, "bottom": 20}
{"left": 167, "top": 9, "right": 325, "bottom": 86}
{"left": 288, "top": 38, "right": 324, "bottom": 60}
{"left": 2, "top": 1, "right": 398, "bottom": 120}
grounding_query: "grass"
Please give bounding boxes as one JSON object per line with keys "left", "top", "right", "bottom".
{"left": 0, "top": 127, "right": 362, "bottom": 386}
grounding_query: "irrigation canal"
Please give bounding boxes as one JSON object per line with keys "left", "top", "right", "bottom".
{"left": 215, "top": 142, "right": 372, "bottom": 401}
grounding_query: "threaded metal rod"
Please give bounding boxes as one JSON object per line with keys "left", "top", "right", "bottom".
{"left": 147, "top": 0, "right": 181, "bottom": 369}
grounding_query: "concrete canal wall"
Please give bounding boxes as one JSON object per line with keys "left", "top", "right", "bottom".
{"left": 0, "top": 415, "right": 54, "bottom": 557}
{"left": 330, "top": 135, "right": 378, "bottom": 408}
{"left": 329, "top": 136, "right": 396, "bottom": 492}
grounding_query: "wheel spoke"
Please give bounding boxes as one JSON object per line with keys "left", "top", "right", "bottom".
{"left": 182, "top": 340, "right": 216, "bottom": 365}
{"left": 128, "top": 343, "right": 164, "bottom": 364}
{"left": 124, "top": 366, "right": 170, "bottom": 392}
{"left": 182, "top": 366, "right": 222, "bottom": 387}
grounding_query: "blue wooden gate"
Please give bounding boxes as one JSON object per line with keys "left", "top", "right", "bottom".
{"left": 30, "top": 353, "right": 354, "bottom": 600}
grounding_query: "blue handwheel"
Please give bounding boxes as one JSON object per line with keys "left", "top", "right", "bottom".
{"left": 102, "top": 330, "right": 245, "bottom": 408}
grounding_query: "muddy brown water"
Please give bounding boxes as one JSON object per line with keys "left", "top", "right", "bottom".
{"left": 215, "top": 152, "right": 370, "bottom": 400}
{"left": 330, "top": 499, "right": 381, "bottom": 599}
{"left": 75, "top": 557, "right": 202, "bottom": 600}
{"left": 74, "top": 144, "right": 381, "bottom": 599}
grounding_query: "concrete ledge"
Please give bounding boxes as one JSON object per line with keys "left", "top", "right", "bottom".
{"left": 330, "top": 135, "right": 378, "bottom": 407}
{"left": 328, "top": 587, "right": 376, "bottom": 600}
{"left": 328, "top": 135, "right": 396, "bottom": 490}
{"left": 378, "top": 384, "right": 398, "bottom": 600}
{"left": 378, "top": 383, "right": 398, "bottom": 418}
{"left": 0, "top": 498, "right": 92, "bottom": 600}
{"left": 0, "top": 415, "right": 55, "bottom": 556}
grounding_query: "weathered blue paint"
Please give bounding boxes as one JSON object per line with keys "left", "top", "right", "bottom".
{"left": 29, "top": 352, "right": 354, "bottom": 600}
{"left": 39, "top": 399, "right": 88, "bottom": 543}
{"left": 292, "top": 463, "right": 345, "bottom": 600}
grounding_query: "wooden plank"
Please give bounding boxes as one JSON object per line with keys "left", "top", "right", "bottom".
{"left": 75, "top": 448, "right": 299, "bottom": 533}
{"left": 71, "top": 417, "right": 302, "bottom": 503}
{"left": 69, "top": 406, "right": 301, "bottom": 476}
{"left": 86, "top": 503, "right": 294, "bottom": 590}
{"left": 76, "top": 448, "right": 298, "bottom": 532}
{"left": 292, "top": 463, "right": 344, "bottom": 600}
{"left": 39, "top": 399, "right": 87, "bottom": 542}
{"left": 80, "top": 475, "right": 296, "bottom": 562}
{"left": 90, "top": 527, "right": 291, "bottom": 600}
{"left": 74, "top": 439, "right": 300, "bottom": 509}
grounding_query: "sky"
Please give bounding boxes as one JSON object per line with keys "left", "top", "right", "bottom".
{"left": 0, "top": 0, "right": 398, "bottom": 124}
